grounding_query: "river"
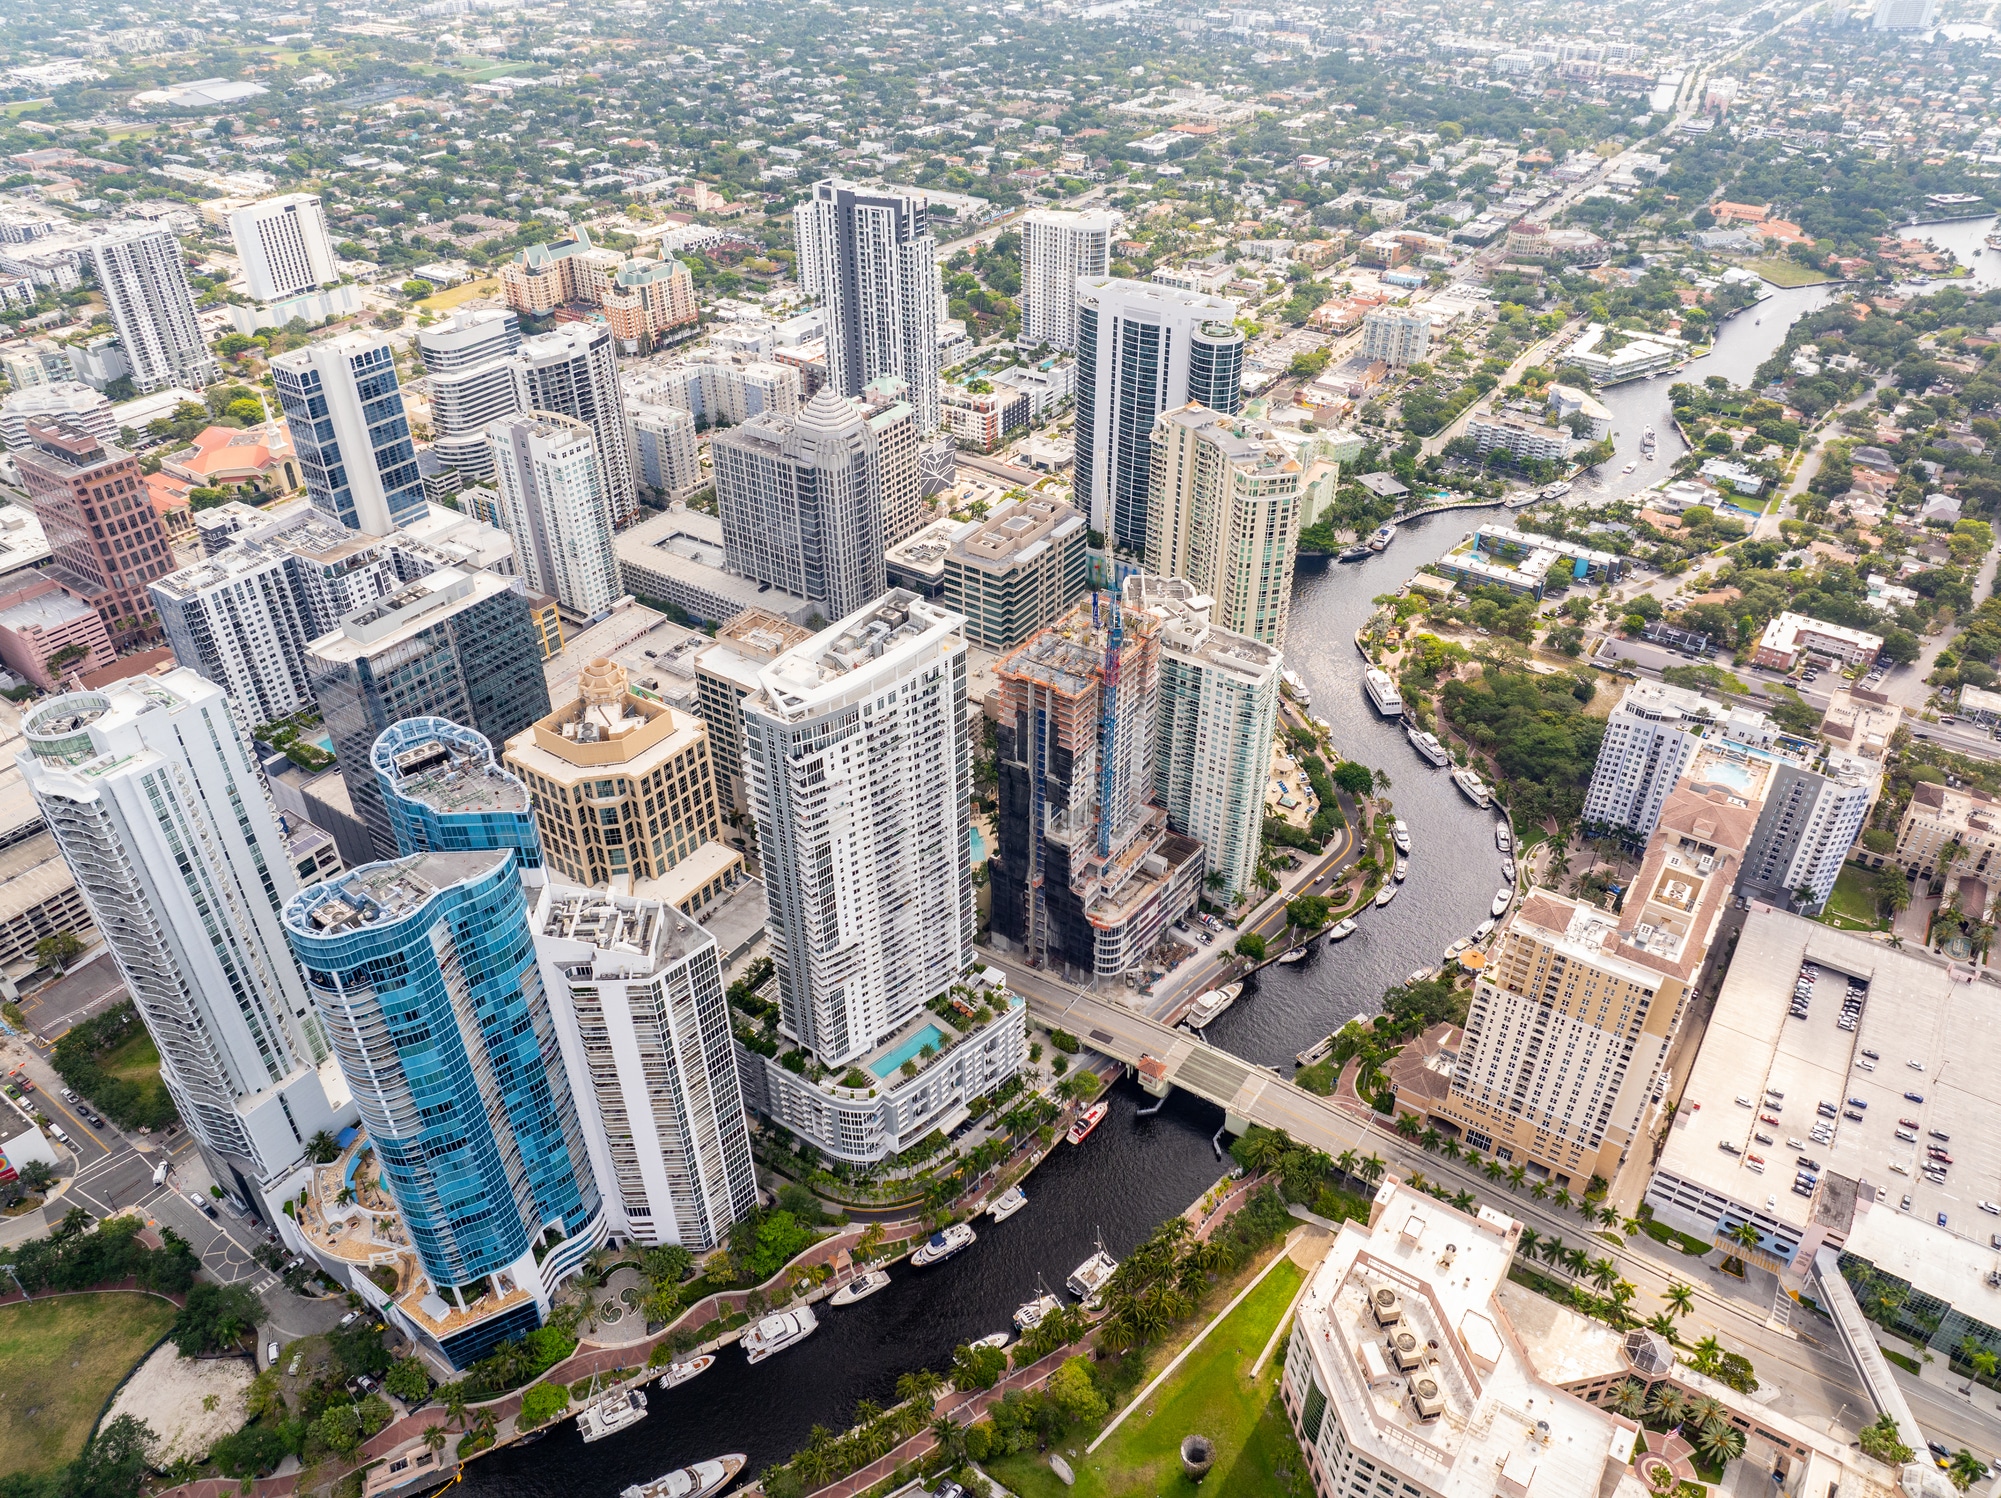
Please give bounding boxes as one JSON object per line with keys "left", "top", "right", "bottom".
{"left": 459, "top": 268, "right": 1849, "bottom": 1498}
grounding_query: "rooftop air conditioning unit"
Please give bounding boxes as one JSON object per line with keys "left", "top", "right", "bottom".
{"left": 1409, "top": 1375, "right": 1446, "bottom": 1421}
{"left": 1370, "top": 1285, "right": 1403, "bottom": 1327}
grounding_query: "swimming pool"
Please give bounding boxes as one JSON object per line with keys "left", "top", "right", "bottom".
{"left": 1699, "top": 759, "right": 1757, "bottom": 794}
{"left": 870, "top": 1023, "right": 949, "bottom": 1079}
{"left": 970, "top": 826, "right": 989, "bottom": 865}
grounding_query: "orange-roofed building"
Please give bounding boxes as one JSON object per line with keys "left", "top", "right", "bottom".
{"left": 1758, "top": 219, "right": 1810, "bottom": 246}
{"left": 161, "top": 423, "right": 300, "bottom": 496}
{"left": 1711, "top": 201, "right": 1769, "bottom": 224}
{"left": 145, "top": 471, "right": 195, "bottom": 545}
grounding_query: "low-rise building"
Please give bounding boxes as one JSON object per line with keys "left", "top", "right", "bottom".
{"left": 1751, "top": 611, "right": 1883, "bottom": 672}
{"left": 1564, "top": 323, "right": 1685, "bottom": 385}
{"left": 1462, "top": 412, "right": 1576, "bottom": 464}
{"left": 614, "top": 508, "right": 816, "bottom": 628}
{"left": 1433, "top": 523, "right": 1623, "bottom": 599}
{"left": 940, "top": 383, "right": 1031, "bottom": 453}
{"left": 1890, "top": 779, "right": 2001, "bottom": 882}
{"left": 0, "top": 575, "right": 114, "bottom": 689}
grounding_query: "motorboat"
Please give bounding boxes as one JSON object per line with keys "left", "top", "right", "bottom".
{"left": 1364, "top": 668, "right": 1404, "bottom": 716}
{"left": 657, "top": 1355, "right": 714, "bottom": 1390}
{"left": 742, "top": 1306, "right": 819, "bottom": 1364}
{"left": 1369, "top": 523, "right": 1397, "bottom": 552}
{"left": 1495, "top": 822, "right": 1512, "bottom": 853}
{"left": 1392, "top": 819, "right": 1411, "bottom": 855}
{"left": 1185, "top": 983, "right": 1242, "bottom": 1028}
{"left": 1621, "top": 461, "right": 1638, "bottom": 475}
{"left": 619, "top": 1454, "right": 747, "bottom": 1498}
{"left": 911, "top": 1223, "right": 976, "bottom": 1266}
{"left": 1540, "top": 481, "right": 1571, "bottom": 500}
{"left": 1491, "top": 886, "right": 1513, "bottom": 917}
{"left": 1276, "top": 945, "right": 1308, "bottom": 964}
{"left": 1280, "top": 668, "right": 1310, "bottom": 706}
{"left": 1374, "top": 882, "right": 1398, "bottom": 908}
{"left": 1474, "top": 918, "right": 1496, "bottom": 941}
{"left": 1393, "top": 858, "right": 1408, "bottom": 883}
{"left": 968, "top": 1332, "right": 1011, "bottom": 1351}
{"left": 1067, "top": 1242, "right": 1119, "bottom": 1304}
{"left": 577, "top": 1386, "right": 649, "bottom": 1442}
{"left": 1406, "top": 724, "right": 1451, "bottom": 765}
{"left": 1066, "top": 1100, "right": 1111, "bottom": 1144}
{"left": 1327, "top": 918, "right": 1358, "bottom": 943}
{"left": 1406, "top": 967, "right": 1436, "bottom": 985}
{"left": 1014, "top": 1292, "right": 1062, "bottom": 1330}
{"left": 987, "top": 1184, "right": 1028, "bottom": 1222}
{"left": 1453, "top": 768, "right": 1492, "bottom": 808}
{"left": 830, "top": 1269, "right": 891, "bottom": 1307}
{"left": 1444, "top": 938, "right": 1471, "bottom": 960}
{"left": 1338, "top": 545, "right": 1373, "bottom": 563}
{"left": 1501, "top": 858, "right": 1516, "bottom": 880}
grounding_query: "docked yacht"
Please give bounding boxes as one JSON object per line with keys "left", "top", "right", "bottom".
{"left": 1326, "top": 918, "right": 1358, "bottom": 942}
{"left": 1067, "top": 1243, "right": 1119, "bottom": 1304}
{"left": 1495, "top": 822, "right": 1512, "bottom": 853}
{"left": 1014, "top": 1292, "right": 1063, "bottom": 1330}
{"left": 968, "top": 1332, "right": 1011, "bottom": 1351}
{"left": 742, "top": 1306, "right": 819, "bottom": 1364}
{"left": 1067, "top": 1100, "right": 1110, "bottom": 1144}
{"left": 657, "top": 1355, "right": 714, "bottom": 1390}
{"left": 1276, "top": 944, "right": 1308, "bottom": 964}
{"left": 1393, "top": 858, "right": 1408, "bottom": 883}
{"left": 1444, "top": 938, "right": 1471, "bottom": 961}
{"left": 1280, "top": 668, "right": 1311, "bottom": 706}
{"left": 1500, "top": 858, "right": 1516, "bottom": 881}
{"left": 1491, "top": 886, "right": 1513, "bottom": 917}
{"left": 830, "top": 1269, "right": 891, "bottom": 1307}
{"left": 988, "top": 1185, "right": 1028, "bottom": 1223}
{"left": 1338, "top": 544, "right": 1373, "bottom": 563}
{"left": 1392, "top": 819, "right": 1411, "bottom": 855}
{"left": 1473, "top": 918, "right": 1496, "bottom": 941}
{"left": 1453, "top": 768, "right": 1492, "bottom": 808}
{"left": 1405, "top": 724, "right": 1450, "bottom": 765}
{"left": 1363, "top": 668, "right": 1403, "bottom": 716}
{"left": 1184, "top": 983, "right": 1243, "bottom": 1029}
{"left": 911, "top": 1223, "right": 976, "bottom": 1266}
{"left": 1374, "top": 882, "right": 1398, "bottom": 908}
{"left": 619, "top": 1454, "right": 746, "bottom": 1498}
{"left": 1369, "top": 523, "right": 1397, "bottom": 552}
{"left": 578, "top": 1386, "right": 649, "bottom": 1443}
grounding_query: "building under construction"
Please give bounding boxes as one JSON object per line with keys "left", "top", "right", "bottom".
{"left": 991, "top": 592, "right": 1203, "bottom": 982}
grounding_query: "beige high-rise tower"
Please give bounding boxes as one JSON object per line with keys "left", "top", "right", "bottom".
{"left": 1143, "top": 404, "right": 1302, "bottom": 650}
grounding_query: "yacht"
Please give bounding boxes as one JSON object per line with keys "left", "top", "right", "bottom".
{"left": 656, "top": 1355, "right": 714, "bottom": 1390}
{"left": 742, "top": 1306, "right": 819, "bottom": 1364}
{"left": 1369, "top": 523, "right": 1397, "bottom": 552}
{"left": 1067, "top": 1242, "right": 1119, "bottom": 1304}
{"left": 1406, "top": 724, "right": 1450, "bottom": 765}
{"left": 1500, "top": 857, "right": 1516, "bottom": 881}
{"left": 969, "top": 1332, "right": 1011, "bottom": 1351}
{"left": 1495, "top": 822, "right": 1512, "bottom": 853}
{"left": 1276, "top": 944, "right": 1308, "bottom": 964}
{"left": 1280, "top": 668, "right": 1311, "bottom": 706}
{"left": 1393, "top": 856, "right": 1409, "bottom": 883}
{"left": 1338, "top": 544, "right": 1373, "bottom": 563}
{"left": 1327, "top": 918, "right": 1358, "bottom": 942}
{"left": 577, "top": 1386, "right": 649, "bottom": 1443}
{"left": 619, "top": 1454, "right": 746, "bottom": 1498}
{"left": 1014, "top": 1291, "right": 1063, "bottom": 1330}
{"left": 1620, "top": 460, "right": 1638, "bottom": 475}
{"left": 1363, "top": 668, "right": 1404, "bottom": 716}
{"left": 830, "top": 1268, "right": 891, "bottom": 1307}
{"left": 1392, "top": 819, "right": 1411, "bottom": 855}
{"left": 1539, "top": 481, "right": 1571, "bottom": 500}
{"left": 1987, "top": 230, "right": 2001, "bottom": 248}
{"left": 1474, "top": 918, "right": 1496, "bottom": 941}
{"left": 911, "top": 1223, "right": 976, "bottom": 1266}
{"left": 1066, "top": 1100, "right": 1111, "bottom": 1144}
{"left": 987, "top": 1185, "right": 1028, "bottom": 1223}
{"left": 1406, "top": 967, "right": 1436, "bottom": 986}
{"left": 1444, "top": 938, "right": 1471, "bottom": 961}
{"left": 1452, "top": 768, "right": 1492, "bottom": 808}
{"left": 1491, "top": 886, "right": 1513, "bottom": 917}
{"left": 1374, "top": 882, "right": 1398, "bottom": 908}
{"left": 1185, "top": 983, "right": 1242, "bottom": 1029}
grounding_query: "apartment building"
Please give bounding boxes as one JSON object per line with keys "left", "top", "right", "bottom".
{"left": 1018, "top": 208, "right": 1116, "bottom": 352}
{"left": 272, "top": 332, "right": 428, "bottom": 536}
{"left": 227, "top": 194, "right": 338, "bottom": 304}
{"left": 601, "top": 257, "right": 699, "bottom": 355}
{"left": 628, "top": 403, "right": 703, "bottom": 500}
{"left": 14, "top": 420, "right": 174, "bottom": 647}
{"left": 416, "top": 308, "right": 523, "bottom": 481}
{"left": 84, "top": 224, "right": 219, "bottom": 393}
{"left": 939, "top": 496, "right": 1090, "bottom": 652}
{"left": 1360, "top": 305, "right": 1431, "bottom": 367}
{"left": 512, "top": 324, "right": 638, "bottom": 529}
{"left": 1752, "top": 612, "right": 1885, "bottom": 671}
{"left": 486, "top": 411, "right": 620, "bottom": 620}
{"left": 691, "top": 608, "right": 814, "bottom": 815}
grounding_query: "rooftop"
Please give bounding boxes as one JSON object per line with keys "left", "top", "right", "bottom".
{"left": 1122, "top": 574, "right": 1280, "bottom": 684}
{"left": 756, "top": 590, "right": 965, "bottom": 720}
{"left": 379, "top": 725, "right": 528, "bottom": 818}
{"left": 1758, "top": 611, "right": 1885, "bottom": 656}
{"left": 948, "top": 496, "right": 1087, "bottom": 574}
{"left": 308, "top": 568, "right": 510, "bottom": 661}
{"left": 536, "top": 881, "right": 714, "bottom": 974}
{"left": 292, "top": 849, "right": 511, "bottom": 933}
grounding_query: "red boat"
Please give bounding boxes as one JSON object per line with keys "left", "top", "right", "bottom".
{"left": 1066, "top": 1101, "right": 1109, "bottom": 1145}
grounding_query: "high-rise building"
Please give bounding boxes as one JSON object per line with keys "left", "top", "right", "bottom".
{"left": 628, "top": 403, "right": 702, "bottom": 501}
{"left": 856, "top": 379, "right": 926, "bottom": 546}
{"left": 1074, "top": 277, "right": 1242, "bottom": 555}
{"left": 692, "top": 608, "right": 815, "bottom": 815}
{"left": 503, "top": 657, "right": 724, "bottom": 888}
{"left": 1874, "top": 0, "right": 1938, "bottom": 28}
{"left": 1739, "top": 749, "right": 1880, "bottom": 910}
{"left": 486, "top": 411, "right": 620, "bottom": 620}
{"left": 939, "top": 496, "right": 1091, "bottom": 652}
{"left": 228, "top": 194, "right": 339, "bottom": 304}
{"left": 152, "top": 545, "right": 315, "bottom": 725}
{"left": 601, "top": 258, "right": 699, "bottom": 355}
{"left": 1361, "top": 305, "right": 1432, "bottom": 368}
{"left": 794, "top": 179, "right": 943, "bottom": 434}
{"left": 21, "top": 671, "right": 351, "bottom": 1215}
{"left": 83, "top": 225, "right": 219, "bottom": 393}
{"left": 0, "top": 380, "right": 115, "bottom": 450}
{"left": 284, "top": 847, "right": 602, "bottom": 1369}
{"left": 417, "top": 308, "right": 524, "bottom": 481}
{"left": 532, "top": 883, "right": 757, "bottom": 1248}
{"left": 1019, "top": 208, "right": 1117, "bottom": 352}
{"left": 991, "top": 593, "right": 1204, "bottom": 980}
{"left": 1126, "top": 575, "right": 1280, "bottom": 907}
{"left": 272, "top": 333, "right": 429, "bottom": 536}
{"left": 306, "top": 568, "right": 553, "bottom": 856}
{"left": 15, "top": 421, "right": 174, "bottom": 646}
{"left": 372, "top": 716, "right": 545, "bottom": 869}
{"left": 498, "top": 225, "right": 628, "bottom": 315}
{"left": 1583, "top": 681, "right": 1767, "bottom": 839}
{"left": 625, "top": 358, "right": 801, "bottom": 429}
{"left": 1144, "top": 404, "right": 1302, "bottom": 648}
{"left": 512, "top": 324, "right": 637, "bottom": 529}
{"left": 712, "top": 387, "right": 887, "bottom": 622}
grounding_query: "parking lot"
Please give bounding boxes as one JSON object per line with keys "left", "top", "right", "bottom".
{"left": 15, "top": 953, "right": 128, "bottom": 1042}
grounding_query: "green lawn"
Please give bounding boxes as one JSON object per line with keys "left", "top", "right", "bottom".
{"left": 1819, "top": 862, "right": 1887, "bottom": 932}
{"left": 0, "top": 1292, "right": 177, "bottom": 1477}
{"left": 1746, "top": 258, "right": 1835, "bottom": 288}
{"left": 96, "top": 1026, "right": 172, "bottom": 1116}
{"left": 987, "top": 1255, "right": 1307, "bottom": 1498}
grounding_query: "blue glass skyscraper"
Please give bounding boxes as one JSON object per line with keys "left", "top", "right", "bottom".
{"left": 372, "top": 716, "right": 544, "bottom": 869}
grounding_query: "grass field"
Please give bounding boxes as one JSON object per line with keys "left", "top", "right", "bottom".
{"left": 0, "top": 1293, "right": 177, "bottom": 1477}
{"left": 1747, "top": 257, "right": 1835, "bottom": 288}
{"left": 96, "top": 1027, "right": 173, "bottom": 1121}
{"left": 418, "top": 279, "right": 502, "bottom": 312}
{"left": 987, "top": 1254, "right": 1307, "bottom": 1498}
{"left": 1819, "top": 862, "right": 1887, "bottom": 932}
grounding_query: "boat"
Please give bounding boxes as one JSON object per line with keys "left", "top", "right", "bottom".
{"left": 1392, "top": 819, "right": 1411, "bottom": 854}
{"left": 1501, "top": 858, "right": 1516, "bottom": 880}
{"left": 1369, "top": 522, "right": 1397, "bottom": 552}
{"left": 1393, "top": 858, "right": 1408, "bottom": 882}
{"left": 1184, "top": 983, "right": 1242, "bottom": 1028}
{"left": 1374, "top": 882, "right": 1398, "bottom": 908}
{"left": 987, "top": 1184, "right": 1028, "bottom": 1222}
{"left": 657, "top": 1355, "right": 715, "bottom": 1390}
{"left": 1987, "top": 231, "right": 2001, "bottom": 248}
{"left": 577, "top": 1386, "right": 650, "bottom": 1443}
{"left": 1327, "top": 918, "right": 1357, "bottom": 942}
{"left": 1014, "top": 1291, "right": 1062, "bottom": 1330}
{"left": 829, "top": 1268, "right": 891, "bottom": 1306}
{"left": 1474, "top": 918, "right": 1496, "bottom": 941}
{"left": 1066, "top": 1100, "right": 1111, "bottom": 1144}
{"left": 1280, "top": 668, "right": 1310, "bottom": 706}
{"left": 1276, "top": 945, "right": 1308, "bottom": 964}
{"left": 1406, "top": 967, "right": 1436, "bottom": 985}
{"left": 620, "top": 1454, "right": 746, "bottom": 1498}
{"left": 1539, "top": 481, "right": 1571, "bottom": 500}
{"left": 1621, "top": 460, "right": 1638, "bottom": 475}
{"left": 1406, "top": 724, "right": 1450, "bottom": 765}
{"left": 1495, "top": 822, "right": 1512, "bottom": 853}
{"left": 911, "top": 1223, "right": 976, "bottom": 1266}
{"left": 1338, "top": 545, "right": 1373, "bottom": 563}
{"left": 1363, "top": 668, "right": 1403, "bottom": 716}
{"left": 1754, "top": 314, "right": 1763, "bottom": 325}
{"left": 1444, "top": 938, "right": 1471, "bottom": 960}
{"left": 1491, "top": 886, "right": 1513, "bottom": 917}
{"left": 742, "top": 1306, "right": 819, "bottom": 1364}
{"left": 1066, "top": 1241, "right": 1119, "bottom": 1303}
{"left": 1452, "top": 767, "right": 1492, "bottom": 808}
{"left": 969, "top": 1331, "right": 1011, "bottom": 1351}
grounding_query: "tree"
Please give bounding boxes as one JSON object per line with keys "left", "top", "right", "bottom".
{"left": 950, "top": 1341, "right": 1007, "bottom": 1391}
{"left": 1948, "top": 1449, "right": 1990, "bottom": 1491}
{"left": 170, "top": 1281, "right": 261, "bottom": 1356}
{"left": 1692, "top": 1417, "right": 1745, "bottom": 1466}
{"left": 1046, "top": 1355, "right": 1108, "bottom": 1426}
{"left": 1331, "top": 761, "right": 1375, "bottom": 796}
{"left": 1286, "top": 895, "right": 1331, "bottom": 931}
{"left": 315, "top": 1403, "right": 363, "bottom": 1456}
{"left": 1608, "top": 1378, "right": 1649, "bottom": 1418}
{"left": 1664, "top": 1281, "right": 1695, "bottom": 1318}
{"left": 441, "top": 1381, "right": 471, "bottom": 1430}
{"left": 895, "top": 1368, "right": 944, "bottom": 1408}
{"left": 422, "top": 1424, "right": 448, "bottom": 1456}
{"left": 17, "top": 1159, "right": 54, "bottom": 1193}
{"left": 518, "top": 1381, "right": 571, "bottom": 1428}
{"left": 1858, "top": 1413, "right": 1914, "bottom": 1464}
{"left": 34, "top": 930, "right": 83, "bottom": 973}
{"left": 305, "top": 1130, "right": 340, "bottom": 1164}
{"left": 1234, "top": 932, "right": 1266, "bottom": 961}
{"left": 385, "top": 1356, "right": 431, "bottom": 1402}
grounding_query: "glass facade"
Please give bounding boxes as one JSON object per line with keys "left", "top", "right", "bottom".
{"left": 273, "top": 340, "right": 427, "bottom": 533}
{"left": 1187, "top": 322, "right": 1245, "bottom": 416}
{"left": 372, "top": 716, "right": 544, "bottom": 868}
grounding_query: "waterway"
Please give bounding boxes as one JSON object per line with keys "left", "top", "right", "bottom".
{"left": 460, "top": 266, "right": 1853, "bottom": 1498}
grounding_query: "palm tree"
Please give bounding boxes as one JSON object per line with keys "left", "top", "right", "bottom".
{"left": 1949, "top": 1449, "right": 1990, "bottom": 1491}
{"left": 1358, "top": 1154, "right": 1386, "bottom": 1186}
{"left": 1646, "top": 1312, "right": 1681, "bottom": 1342}
{"left": 1539, "top": 1234, "right": 1566, "bottom": 1266}
{"left": 1395, "top": 1112, "right": 1423, "bottom": 1141}
{"left": 1621, "top": 1215, "right": 1643, "bottom": 1238}
{"left": 1530, "top": 1179, "right": 1549, "bottom": 1202}
{"left": 1684, "top": 1394, "right": 1728, "bottom": 1433}
{"left": 1692, "top": 1419, "right": 1746, "bottom": 1466}
{"left": 1589, "top": 1258, "right": 1619, "bottom": 1292}
{"left": 1441, "top": 1135, "right": 1461, "bottom": 1161}
{"left": 1563, "top": 1247, "right": 1590, "bottom": 1277}
{"left": 1461, "top": 1149, "right": 1481, "bottom": 1173}
{"left": 1419, "top": 1128, "right": 1442, "bottom": 1153}
{"left": 1506, "top": 1163, "right": 1528, "bottom": 1191}
{"left": 1664, "top": 1281, "right": 1695, "bottom": 1319}
{"left": 1484, "top": 1159, "right": 1506, "bottom": 1182}
{"left": 1335, "top": 1149, "right": 1359, "bottom": 1181}
{"left": 1240, "top": 1128, "right": 1290, "bottom": 1174}
{"left": 422, "top": 1426, "right": 447, "bottom": 1456}
{"left": 1690, "top": 1335, "right": 1724, "bottom": 1375}
{"left": 1552, "top": 1187, "right": 1573, "bottom": 1212}
{"left": 929, "top": 1415, "right": 966, "bottom": 1464}
{"left": 1648, "top": 1384, "right": 1689, "bottom": 1428}
{"left": 1608, "top": 1378, "right": 1650, "bottom": 1419}
{"left": 1408, "top": 1170, "right": 1429, "bottom": 1195}
{"left": 1726, "top": 1220, "right": 1763, "bottom": 1255}
{"left": 1599, "top": 1206, "right": 1620, "bottom": 1228}
{"left": 1517, "top": 1227, "right": 1542, "bottom": 1260}
{"left": 442, "top": 1382, "right": 470, "bottom": 1431}
{"left": 1452, "top": 1190, "right": 1476, "bottom": 1212}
